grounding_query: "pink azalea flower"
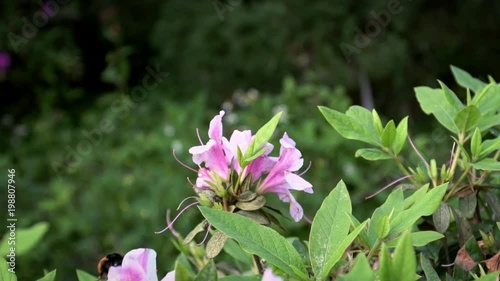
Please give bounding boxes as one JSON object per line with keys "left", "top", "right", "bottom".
{"left": 189, "top": 111, "right": 230, "bottom": 183}
{"left": 256, "top": 133, "right": 313, "bottom": 221}
{"left": 161, "top": 270, "right": 175, "bottom": 281}
{"left": 107, "top": 248, "right": 158, "bottom": 281}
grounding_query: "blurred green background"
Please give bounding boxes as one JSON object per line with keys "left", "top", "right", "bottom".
{"left": 1, "top": 0, "right": 499, "bottom": 280}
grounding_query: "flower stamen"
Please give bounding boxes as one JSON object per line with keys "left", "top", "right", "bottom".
{"left": 196, "top": 223, "right": 212, "bottom": 246}
{"left": 155, "top": 201, "right": 200, "bottom": 234}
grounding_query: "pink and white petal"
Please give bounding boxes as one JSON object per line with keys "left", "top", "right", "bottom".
{"left": 285, "top": 173, "right": 313, "bottom": 193}
{"left": 108, "top": 265, "right": 147, "bottom": 281}
{"left": 288, "top": 194, "right": 304, "bottom": 222}
{"left": 161, "top": 270, "right": 176, "bottom": 281}
{"left": 245, "top": 155, "right": 277, "bottom": 183}
{"left": 208, "top": 111, "right": 225, "bottom": 141}
{"left": 279, "top": 133, "right": 296, "bottom": 149}
{"left": 261, "top": 268, "right": 284, "bottom": 281}
{"left": 122, "top": 248, "right": 158, "bottom": 281}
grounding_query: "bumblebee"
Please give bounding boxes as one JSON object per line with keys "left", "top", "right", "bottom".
{"left": 97, "top": 253, "right": 123, "bottom": 280}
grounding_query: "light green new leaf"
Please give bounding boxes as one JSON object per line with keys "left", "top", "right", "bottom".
{"left": 0, "top": 258, "right": 16, "bottom": 281}
{"left": 477, "top": 114, "right": 500, "bottom": 132}
{"left": 386, "top": 231, "right": 444, "bottom": 248}
{"left": 403, "top": 185, "right": 429, "bottom": 209}
{"left": 454, "top": 105, "right": 481, "bottom": 133}
{"left": 381, "top": 120, "right": 397, "bottom": 147}
{"left": 474, "top": 273, "right": 500, "bottom": 281}
{"left": 37, "top": 270, "right": 56, "bottom": 281}
{"left": 438, "top": 80, "right": 464, "bottom": 111}
{"left": 480, "top": 137, "right": 500, "bottom": 158}
{"left": 319, "top": 106, "right": 379, "bottom": 146}
{"left": 375, "top": 214, "right": 391, "bottom": 240}
{"left": 338, "top": 254, "right": 375, "bottom": 281}
{"left": 415, "top": 86, "right": 459, "bottom": 133}
{"left": 76, "top": 270, "right": 96, "bottom": 281}
{"left": 243, "top": 112, "right": 282, "bottom": 165}
{"left": 377, "top": 244, "right": 391, "bottom": 281}
{"left": 368, "top": 188, "right": 404, "bottom": 246}
{"left": 391, "top": 232, "right": 416, "bottom": 281}
{"left": 472, "top": 84, "right": 500, "bottom": 114}
{"left": 420, "top": 254, "right": 440, "bottom": 281}
{"left": 194, "top": 260, "right": 217, "bottom": 281}
{"left": 472, "top": 158, "right": 500, "bottom": 171}
{"left": 199, "top": 207, "right": 307, "bottom": 280}
{"left": 354, "top": 148, "right": 392, "bottom": 161}
{"left": 471, "top": 128, "right": 482, "bottom": 160}
{"left": 309, "top": 180, "right": 352, "bottom": 280}
{"left": 0, "top": 222, "right": 49, "bottom": 256}
{"left": 372, "top": 109, "right": 384, "bottom": 135}
{"left": 389, "top": 183, "right": 447, "bottom": 236}
{"left": 391, "top": 117, "right": 408, "bottom": 155}
{"left": 450, "top": 65, "right": 487, "bottom": 92}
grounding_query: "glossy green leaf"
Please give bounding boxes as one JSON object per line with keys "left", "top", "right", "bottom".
{"left": 403, "top": 185, "right": 429, "bottom": 209}
{"left": 375, "top": 214, "right": 391, "bottom": 240}
{"left": 319, "top": 106, "right": 379, "bottom": 146}
{"left": 480, "top": 137, "right": 500, "bottom": 158}
{"left": 338, "top": 254, "right": 375, "bottom": 281}
{"left": 451, "top": 65, "right": 487, "bottom": 92}
{"left": 175, "top": 255, "right": 195, "bottom": 281}
{"left": 37, "top": 270, "right": 56, "bottom": 281}
{"left": 454, "top": 105, "right": 481, "bottom": 133}
{"left": 472, "top": 158, "right": 500, "bottom": 171}
{"left": 223, "top": 238, "right": 253, "bottom": 266}
{"left": 389, "top": 183, "right": 447, "bottom": 236}
{"left": 392, "top": 117, "right": 408, "bottom": 154}
{"left": 392, "top": 232, "right": 416, "bottom": 281}
{"left": 194, "top": 260, "right": 217, "bottom": 281}
{"left": 199, "top": 207, "right": 307, "bottom": 280}
{"left": 372, "top": 109, "right": 384, "bottom": 135}
{"left": 474, "top": 273, "right": 500, "bottom": 281}
{"left": 76, "top": 270, "right": 96, "bottom": 281}
{"left": 438, "top": 80, "right": 464, "bottom": 111}
{"left": 471, "top": 128, "right": 482, "bottom": 159}
{"left": 465, "top": 236, "right": 483, "bottom": 263}
{"left": 381, "top": 120, "right": 396, "bottom": 147}
{"left": 477, "top": 114, "right": 500, "bottom": 132}
{"left": 386, "top": 231, "right": 444, "bottom": 248}
{"left": 0, "top": 258, "right": 17, "bottom": 281}
{"left": 354, "top": 148, "right": 392, "bottom": 161}
{"left": 0, "top": 222, "right": 49, "bottom": 256}
{"left": 420, "top": 253, "right": 440, "bottom": 281}
{"left": 415, "top": 86, "right": 459, "bottom": 133}
{"left": 310, "top": 180, "right": 352, "bottom": 280}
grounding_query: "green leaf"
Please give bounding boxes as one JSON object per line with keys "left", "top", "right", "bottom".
{"left": 375, "top": 215, "right": 391, "bottom": 240}
{"left": 194, "top": 260, "right": 217, "bottom": 281}
{"left": 391, "top": 232, "right": 416, "bottom": 281}
{"left": 415, "top": 86, "right": 459, "bottom": 133}
{"left": 319, "top": 106, "right": 379, "bottom": 146}
{"left": 438, "top": 80, "right": 464, "bottom": 111}
{"left": 472, "top": 158, "right": 500, "bottom": 171}
{"left": 450, "top": 65, "right": 487, "bottom": 92}
{"left": 0, "top": 222, "right": 49, "bottom": 256}
{"left": 309, "top": 180, "right": 352, "bottom": 280}
{"left": 377, "top": 244, "right": 391, "bottom": 281}
{"left": 459, "top": 192, "right": 477, "bottom": 219}
{"left": 420, "top": 253, "right": 440, "bottom": 281}
{"left": 0, "top": 258, "right": 16, "bottom": 281}
{"left": 223, "top": 238, "right": 253, "bottom": 266}
{"left": 76, "top": 270, "right": 96, "bottom": 281}
{"left": 338, "top": 254, "right": 375, "bottom": 281}
{"left": 381, "top": 120, "right": 397, "bottom": 147}
{"left": 472, "top": 84, "right": 500, "bottom": 114}
{"left": 465, "top": 236, "right": 484, "bottom": 263}
{"left": 199, "top": 207, "right": 308, "bottom": 280}
{"left": 474, "top": 273, "right": 500, "bottom": 281}
{"left": 243, "top": 112, "right": 282, "bottom": 165}
{"left": 386, "top": 231, "right": 444, "bottom": 248}
{"left": 480, "top": 137, "right": 500, "bottom": 158}
{"left": 389, "top": 183, "right": 448, "bottom": 236}
{"left": 433, "top": 202, "right": 451, "bottom": 234}
{"left": 403, "top": 185, "right": 429, "bottom": 209}
{"left": 372, "top": 109, "right": 384, "bottom": 136}
{"left": 368, "top": 188, "right": 404, "bottom": 246}
{"left": 450, "top": 208, "right": 472, "bottom": 246}
{"left": 354, "top": 148, "right": 392, "bottom": 161}
{"left": 454, "top": 105, "right": 481, "bottom": 133}
{"left": 37, "top": 270, "right": 56, "bottom": 281}
{"left": 477, "top": 114, "right": 500, "bottom": 132}
{"left": 175, "top": 256, "right": 195, "bottom": 281}
{"left": 391, "top": 117, "right": 408, "bottom": 154}
{"left": 471, "top": 128, "right": 482, "bottom": 160}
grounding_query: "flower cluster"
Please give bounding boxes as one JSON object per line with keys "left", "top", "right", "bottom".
{"left": 188, "top": 110, "right": 313, "bottom": 222}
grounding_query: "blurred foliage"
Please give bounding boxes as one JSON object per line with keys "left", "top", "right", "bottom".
{"left": 1, "top": 0, "right": 499, "bottom": 280}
